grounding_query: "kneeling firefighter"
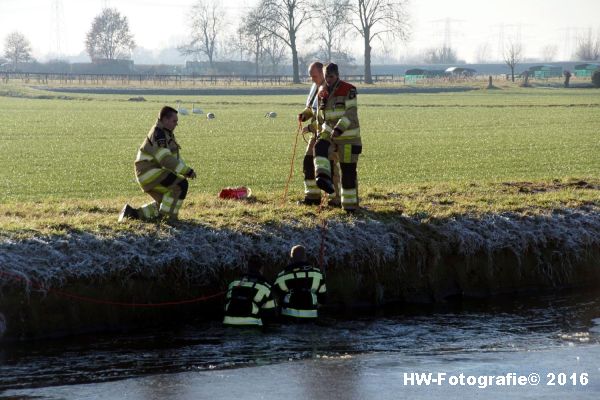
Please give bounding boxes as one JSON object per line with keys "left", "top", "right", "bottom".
{"left": 223, "top": 255, "right": 277, "bottom": 327}
{"left": 119, "top": 106, "right": 196, "bottom": 222}
{"left": 313, "top": 63, "right": 362, "bottom": 212}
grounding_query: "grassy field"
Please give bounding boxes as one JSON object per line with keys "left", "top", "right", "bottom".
{"left": 0, "top": 84, "right": 598, "bottom": 234}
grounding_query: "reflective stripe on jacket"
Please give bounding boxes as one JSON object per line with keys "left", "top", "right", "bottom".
{"left": 274, "top": 262, "right": 326, "bottom": 318}
{"left": 134, "top": 120, "right": 191, "bottom": 191}
{"left": 318, "top": 80, "right": 361, "bottom": 145}
{"left": 223, "top": 274, "right": 276, "bottom": 326}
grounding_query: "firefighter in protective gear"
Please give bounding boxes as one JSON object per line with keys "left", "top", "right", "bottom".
{"left": 118, "top": 106, "right": 196, "bottom": 222}
{"left": 223, "top": 255, "right": 277, "bottom": 327}
{"left": 273, "top": 245, "right": 326, "bottom": 320}
{"left": 298, "top": 62, "right": 341, "bottom": 206}
{"left": 313, "top": 63, "right": 362, "bottom": 211}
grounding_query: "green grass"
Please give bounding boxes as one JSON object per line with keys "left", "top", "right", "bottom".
{"left": 0, "top": 84, "right": 598, "bottom": 234}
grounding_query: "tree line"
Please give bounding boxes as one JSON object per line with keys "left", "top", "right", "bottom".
{"left": 3, "top": 1, "right": 600, "bottom": 83}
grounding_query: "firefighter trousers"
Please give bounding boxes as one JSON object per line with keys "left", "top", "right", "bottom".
{"left": 314, "top": 138, "right": 360, "bottom": 211}
{"left": 303, "top": 134, "right": 340, "bottom": 204}
{"left": 137, "top": 172, "right": 189, "bottom": 220}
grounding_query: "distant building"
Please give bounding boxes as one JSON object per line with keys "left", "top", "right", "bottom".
{"left": 527, "top": 65, "right": 562, "bottom": 79}
{"left": 71, "top": 59, "right": 134, "bottom": 74}
{"left": 404, "top": 68, "right": 449, "bottom": 83}
{"left": 573, "top": 63, "right": 600, "bottom": 77}
{"left": 444, "top": 67, "right": 476, "bottom": 77}
{"left": 404, "top": 68, "right": 428, "bottom": 83}
{"left": 186, "top": 60, "right": 256, "bottom": 75}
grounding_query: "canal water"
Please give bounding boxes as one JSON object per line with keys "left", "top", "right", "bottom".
{"left": 2, "top": 291, "right": 600, "bottom": 399}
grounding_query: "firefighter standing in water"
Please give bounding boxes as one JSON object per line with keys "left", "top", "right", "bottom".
{"left": 223, "top": 255, "right": 277, "bottom": 327}
{"left": 298, "top": 62, "right": 341, "bottom": 206}
{"left": 119, "top": 106, "right": 196, "bottom": 223}
{"left": 273, "top": 245, "right": 326, "bottom": 320}
{"left": 313, "top": 63, "right": 362, "bottom": 212}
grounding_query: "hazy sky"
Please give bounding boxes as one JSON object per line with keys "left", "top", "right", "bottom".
{"left": 1, "top": 0, "right": 599, "bottom": 63}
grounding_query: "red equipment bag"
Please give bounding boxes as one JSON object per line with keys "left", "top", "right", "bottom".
{"left": 218, "top": 186, "right": 251, "bottom": 200}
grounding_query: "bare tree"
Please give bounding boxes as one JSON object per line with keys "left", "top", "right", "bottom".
{"left": 263, "top": 34, "right": 288, "bottom": 74}
{"left": 85, "top": 8, "right": 135, "bottom": 61}
{"left": 179, "top": 0, "right": 225, "bottom": 70}
{"left": 3, "top": 31, "right": 32, "bottom": 71}
{"left": 257, "top": 0, "right": 313, "bottom": 83}
{"left": 504, "top": 39, "right": 522, "bottom": 82}
{"left": 540, "top": 44, "right": 558, "bottom": 62}
{"left": 314, "top": 0, "right": 351, "bottom": 62}
{"left": 423, "top": 45, "right": 457, "bottom": 64}
{"left": 239, "top": 9, "right": 269, "bottom": 76}
{"left": 475, "top": 42, "right": 490, "bottom": 63}
{"left": 575, "top": 28, "right": 600, "bottom": 61}
{"left": 349, "top": 0, "right": 409, "bottom": 84}
{"left": 224, "top": 30, "right": 247, "bottom": 63}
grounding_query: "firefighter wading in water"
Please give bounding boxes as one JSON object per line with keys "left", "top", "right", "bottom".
{"left": 119, "top": 106, "right": 196, "bottom": 222}
{"left": 273, "top": 245, "right": 326, "bottom": 320}
{"left": 223, "top": 255, "right": 277, "bottom": 327}
{"left": 313, "top": 63, "right": 362, "bottom": 211}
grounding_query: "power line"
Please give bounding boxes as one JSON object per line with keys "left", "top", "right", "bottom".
{"left": 51, "top": 0, "right": 66, "bottom": 57}
{"left": 430, "top": 18, "right": 464, "bottom": 49}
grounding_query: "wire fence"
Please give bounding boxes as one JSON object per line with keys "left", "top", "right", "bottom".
{"left": 1, "top": 71, "right": 398, "bottom": 86}
{"left": 2, "top": 71, "right": 579, "bottom": 87}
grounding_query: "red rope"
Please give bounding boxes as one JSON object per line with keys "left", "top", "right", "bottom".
{"left": 0, "top": 270, "right": 225, "bottom": 308}
{"left": 318, "top": 196, "right": 328, "bottom": 272}
{"left": 281, "top": 121, "right": 303, "bottom": 206}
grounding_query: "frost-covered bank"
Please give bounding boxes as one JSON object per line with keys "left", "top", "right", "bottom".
{"left": 1, "top": 207, "right": 599, "bottom": 340}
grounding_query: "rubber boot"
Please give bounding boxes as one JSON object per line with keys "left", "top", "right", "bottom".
{"left": 316, "top": 175, "right": 335, "bottom": 194}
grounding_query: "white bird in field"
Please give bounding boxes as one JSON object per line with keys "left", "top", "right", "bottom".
{"left": 206, "top": 112, "right": 215, "bottom": 120}
{"left": 192, "top": 104, "right": 203, "bottom": 114}
{"left": 176, "top": 100, "right": 189, "bottom": 115}
{"left": 265, "top": 111, "right": 277, "bottom": 119}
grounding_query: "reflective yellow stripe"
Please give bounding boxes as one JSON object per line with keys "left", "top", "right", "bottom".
{"left": 334, "top": 128, "right": 360, "bottom": 141}
{"left": 336, "top": 117, "right": 351, "bottom": 130}
{"left": 262, "top": 300, "right": 276, "bottom": 309}
{"left": 140, "top": 202, "right": 158, "bottom": 219}
{"left": 172, "top": 199, "right": 183, "bottom": 215}
{"left": 154, "top": 148, "right": 171, "bottom": 162}
{"left": 321, "top": 123, "right": 333, "bottom": 133}
{"left": 343, "top": 144, "right": 351, "bottom": 163}
{"left": 136, "top": 150, "right": 154, "bottom": 162}
{"left": 342, "top": 188, "right": 358, "bottom": 206}
{"left": 304, "top": 179, "right": 320, "bottom": 195}
{"left": 174, "top": 161, "right": 188, "bottom": 175}
{"left": 318, "top": 283, "right": 327, "bottom": 294}
{"left": 227, "top": 280, "right": 242, "bottom": 290}
{"left": 223, "top": 316, "right": 263, "bottom": 326}
{"left": 137, "top": 168, "right": 163, "bottom": 186}
{"left": 153, "top": 185, "right": 169, "bottom": 194}
{"left": 309, "top": 272, "right": 321, "bottom": 292}
{"left": 345, "top": 98, "right": 357, "bottom": 108}
{"left": 254, "top": 285, "right": 270, "bottom": 303}
{"left": 274, "top": 276, "right": 288, "bottom": 292}
{"left": 282, "top": 308, "right": 318, "bottom": 318}
{"left": 160, "top": 193, "right": 175, "bottom": 214}
{"left": 326, "top": 111, "right": 345, "bottom": 119}
{"left": 315, "top": 156, "right": 331, "bottom": 174}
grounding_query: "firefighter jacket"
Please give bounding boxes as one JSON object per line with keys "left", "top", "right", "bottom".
{"left": 299, "top": 82, "right": 320, "bottom": 134}
{"left": 223, "top": 273, "right": 276, "bottom": 326}
{"left": 318, "top": 79, "right": 361, "bottom": 146}
{"left": 273, "top": 262, "right": 327, "bottom": 318}
{"left": 134, "top": 120, "right": 192, "bottom": 192}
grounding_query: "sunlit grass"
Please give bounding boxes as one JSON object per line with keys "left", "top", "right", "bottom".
{"left": 0, "top": 84, "right": 598, "bottom": 235}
